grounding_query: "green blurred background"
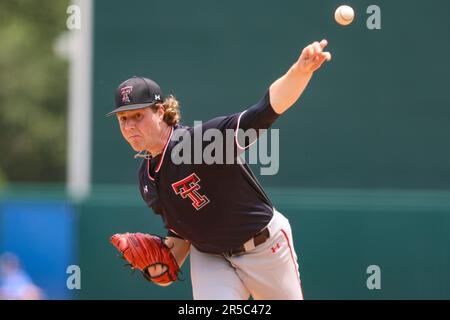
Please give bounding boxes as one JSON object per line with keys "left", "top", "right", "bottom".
{"left": 1, "top": 0, "right": 450, "bottom": 299}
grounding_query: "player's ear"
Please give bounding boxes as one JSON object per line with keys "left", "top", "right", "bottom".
{"left": 154, "top": 103, "right": 165, "bottom": 119}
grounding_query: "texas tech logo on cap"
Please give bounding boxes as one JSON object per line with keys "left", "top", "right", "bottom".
{"left": 120, "top": 86, "right": 133, "bottom": 103}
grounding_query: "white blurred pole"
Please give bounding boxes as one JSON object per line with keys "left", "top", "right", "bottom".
{"left": 67, "top": 0, "right": 93, "bottom": 201}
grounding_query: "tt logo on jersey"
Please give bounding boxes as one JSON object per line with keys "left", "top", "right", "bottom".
{"left": 171, "top": 173, "right": 210, "bottom": 211}
{"left": 120, "top": 85, "right": 133, "bottom": 103}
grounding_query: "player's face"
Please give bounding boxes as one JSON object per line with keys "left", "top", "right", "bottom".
{"left": 117, "top": 107, "right": 164, "bottom": 152}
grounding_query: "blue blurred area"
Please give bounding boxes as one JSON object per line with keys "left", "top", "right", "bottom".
{"left": 0, "top": 201, "right": 76, "bottom": 299}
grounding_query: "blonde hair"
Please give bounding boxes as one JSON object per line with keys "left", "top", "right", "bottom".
{"left": 154, "top": 95, "right": 181, "bottom": 126}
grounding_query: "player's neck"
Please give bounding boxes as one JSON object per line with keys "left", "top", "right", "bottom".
{"left": 148, "top": 124, "right": 171, "bottom": 157}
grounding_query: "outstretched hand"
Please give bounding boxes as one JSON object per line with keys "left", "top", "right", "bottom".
{"left": 296, "top": 39, "right": 332, "bottom": 74}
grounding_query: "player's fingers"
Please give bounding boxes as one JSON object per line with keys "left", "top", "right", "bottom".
{"left": 320, "top": 39, "right": 328, "bottom": 49}
{"left": 318, "top": 51, "right": 331, "bottom": 61}
{"left": 301, "top": 46, "right": 308, "bottom": 58}
{"left": 301, "top": 46, "right": 308, "bottom": 59}
{"left": 148, "top": 264, "right": 168, "bottom": 277}
{"left": 315, "top": 53, "right": 331, "bottom": 68}
{"left": 314, "top": 55, "right": 325, "bottom": 65}
{"left": 302, "top": 45, "right": 313, "bottom": 59}
{"left": 154, "top": 264, "right": 164, "bottom": 276}
{"left": 307, "top": 45, "right": 314, "bottom": 58}
{"left": 323, "top": 52, "right": 332, "bottom": 61}
{"left": 313, "top": 41, "right": 321, "bottom": 55}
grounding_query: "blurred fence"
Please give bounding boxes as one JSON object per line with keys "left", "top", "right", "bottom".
{"left": 2, "top": 184, "right": 450, "bottom": 299}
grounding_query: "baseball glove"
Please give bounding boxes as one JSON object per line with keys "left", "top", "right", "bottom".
{"left": 110, "top": 232, "right": 180, "bottom": 285}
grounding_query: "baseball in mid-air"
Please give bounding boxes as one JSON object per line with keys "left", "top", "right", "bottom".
{"left": 335, "top": 5, "right": 354, "bottom": 26}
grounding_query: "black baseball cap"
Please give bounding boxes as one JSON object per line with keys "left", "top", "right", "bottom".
{"left": 106, "top": 76, "right": 163, "bottom": 116}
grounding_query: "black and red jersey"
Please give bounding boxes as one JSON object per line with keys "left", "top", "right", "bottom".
{"left": 138, "top": 90, "right": 280, "bottom": 254}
